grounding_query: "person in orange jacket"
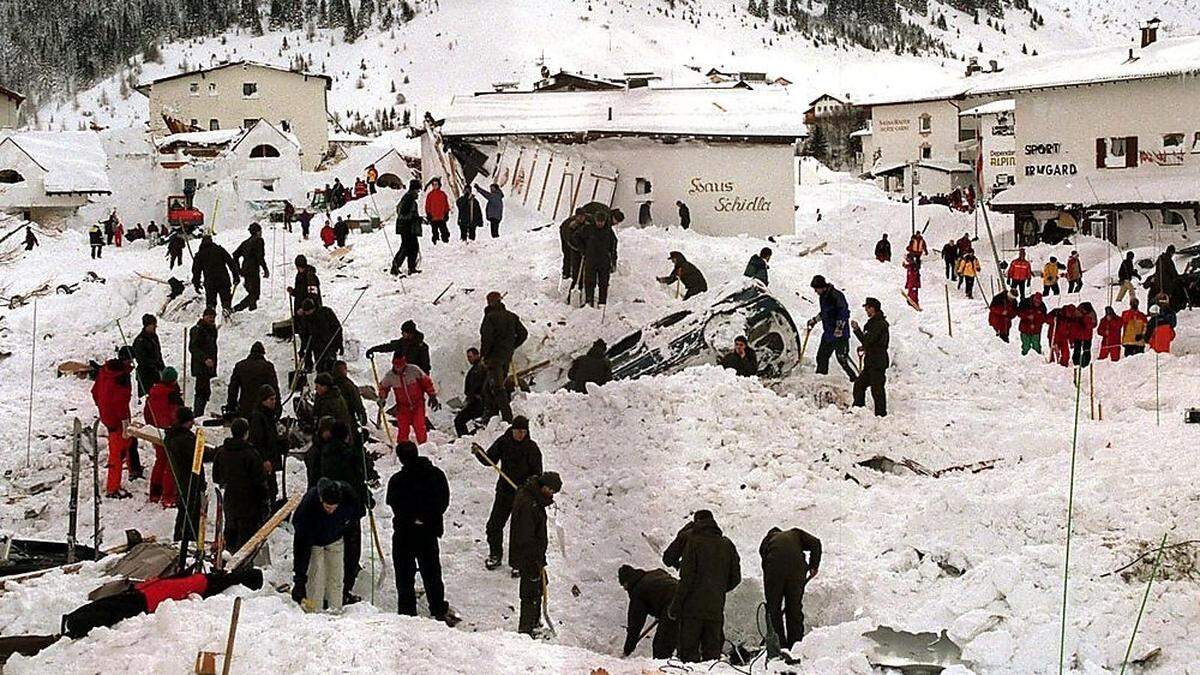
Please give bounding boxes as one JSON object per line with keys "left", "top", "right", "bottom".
{"left": 1120, "top": 298, "right": 1149, "bottom": 356}
{"left": 1007, "top": 248, "right": 1033, "bottom": 300}
{"left": 92, "top": 347, "right": 142, "bottom": 498}
{"left": 1066, "top": 251, "right": 1084, "bottom": 293}
{"left": 425, "top": 177, "right": 451, "bottom": 245}
{"left": 144, "top": 367, "right": 184, "bottom": 506}
{"left": 906, "top": 232, "right": 929, "bottom": 259}
{"left": 378, "top": 354, "right": 441, "bottom": 445}
{"left": 1097, "top": 306, "right": 1123, "bottom": 362}
{"left": 1146, "top": 305, "right": 1177, "bottom": 354}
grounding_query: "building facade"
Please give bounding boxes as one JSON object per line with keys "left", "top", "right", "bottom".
{"left": 137, "top": 62, "right": 330, "bottom": 170}
{"left": 0, "top": 131, "right": 111, "bottom": 224}
{"left": 0, "top": 86, "right": 23, "bottom": 128}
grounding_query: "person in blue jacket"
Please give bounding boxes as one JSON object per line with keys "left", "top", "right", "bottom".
{"left": 474, "top": 183, "right": 505, "bottom": 239}
{"left": 806, "top": 275, "right": 858, "bottom": 382}
{"left": 291, "top": 478, "right": 363, "bottom": 613}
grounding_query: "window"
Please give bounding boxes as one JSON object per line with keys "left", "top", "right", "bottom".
{"left": 242, "top": 82, "right": 258, "bottom": 98}
{"left": 249, "top": 144, "right": 280, "bottom": 158}
{"left": 1163, "top": 209, "right": 1186, "bottom": 226}
{"left": 189, "top": 118, "right": 198, "bottom": 129}
{"left": 918, "top": 113, "right": 932, "bottom": 134}
{"left": 209, "top": 118, "right": 220, "bottom": 131}
{"left": 189, "top": 82, "right": 200, "bottom": 96}
{"left": 1163, "top": 133, "right": 1185, "bottom": 150}
{"left": 920, "top": 144, "right": 932, "bottom": 159}
{"left": 635, "top": 177, "right": 652, "bottom": 195}
{"left": 0, "top": 169, "right": 25, "bottom": 184}
{"left": 207, "top": 82, "right": 217, "bottom": 96}
{"left": 1192, "top": 132, "right": 1200, "bottom": 154}
{"left": 243, "top": 119, "right": 259, "bottom": 129}
{"left": 1096, "top": 136, "right": 1138, "bottom": 169}
{"left": 280, "top": 120, "right": 291, "bottom": 132}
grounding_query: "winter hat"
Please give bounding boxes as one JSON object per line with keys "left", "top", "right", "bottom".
{"left": 511, "top": 415, "right": 530, "bottom": 431}
{"left": 617, "top": 564, "right": 638, "bottom": 588}
{"left": 259, "top": 384, "right": 277, "bottom": 400}
{"left": 248, "top": 222, "right": 262, "bottom": 234}
{"left": 295, "top": 254, "right": 308, "bottom": 267}
{"left": 863, "top": 297, "right": 881, "bottom": 311}
{"left": 810, "top": 275, "right": 828, "bottom": 289}
{"left": 538, "top": 471, "right": 563, "bottom": 492}
{"left": 392, "top": 355, "right": 408, "bottom": 369}
{"left": 314, "top": 372, "right": 334, "bottom": 388}
{"left": 486, "top": 291, "right": 503, "bottom": 305}
{"left": 202, "top": 306, "right": 217, "bottom": 317}
{"left": 161, "top": 367, "right": 178, "bottom": 383}
{"left": 250, "top": 341, "right": 266, "bottom": 356}
{"left": 394, "top": 440, "right": 419, "bottom": 464}
{"left": 141, "top": 313, "right": 157, "bottom": 327}
{"left": 401, "top": 320, "right": 417, "bottom": 334}
{"left": 734, "top": 335, "right": 748, "bottom": 345}
{"left": 117, "top": 346, "right": 134, "bottom": 361}
{"left": 317, "top": 477, "right": 343, "bottom": 505}
{"left": 408, "top": 179, "right": 422, "bottom": 190}
{"left": 692, "top": 509, "right": 714, "bottom": 522}
{"left": 175, "top": 407, "right": 195, "bottom": 425}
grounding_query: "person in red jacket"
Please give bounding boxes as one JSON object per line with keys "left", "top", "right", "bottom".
{"left": 1016, "top": 293, "right": 1047, "bottom": 356}
{"left": 903, "top": 253, "right": 921, "bottom": 306}
{"left": 377, "top": 354, "right": 441, "bottom": 445}
{"left": 1047, "top": 304, "right": 1080, "bottom": 367}
{"left": 320, "top": 220, "right": 335, "bottom": 248}
{"left": 1097, "top": 306, "right": 1123, "bottom": 362}
{"left": 91, "top": 347, "right": 141, "bottom": 498}
{"left": 144, "top": 367, "right": 184, "bottom": 506}
{"left": 988, "top": 290, "right": 1018, "bottom": 343}
{"left": 1073, "top": 302, "right": 1098, "bottom": 367}
{"left": 425, "top": 177, "right": 451, "bottom": 245}
{"left": 1007, "top": 248, "right": 1033, "bottom": 300}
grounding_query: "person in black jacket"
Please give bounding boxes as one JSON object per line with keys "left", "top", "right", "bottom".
{"left": 291, "top": 478, "right": 363, "bottom": 613}
{"left": 333, "top": 217, "right": 350, "bottom": 248}
{"left": 333, "top": 360, "right": 369, "bottom": 429}
{"left": 309, "top": 417, "right": 367, "bottom": 603}
{"left": 677, "top": 201, "right": 691, "bottom": 229}
{"left": 248, "top": 385, "right": 284, "bottom": 501}
{"left": 718, "top": 336, "right": 758, "bottom": 377}
{"left": 760, "top": 527, "right": 821, "bottom": 648}
{"left": 188, "top": 307, "right": 219, "bottom": 416}
{"left": 289, "top": 255, "right": 322, "bottom": 311}
{"left": 297, "top": 299, "right": 342, "bottom": 374}
{"left": 618, "top": 565, "right": 679, "bottom": 658}
{"left": 391, "top": 179, "right": 422, "bottom": 275}
{"left": 743, "top": 248, "right": 771, "bottom": 286}
{"left": 232, "top": 222, "right": 269, "bottom": 312}
{"left": 387, "top": 441, "right": 454, "bottom": 623}
{"left": 474, "top": 417, "right": 542, "bottom": 571}
{"left": 164, "top": 407, "right": 209, "bottom": 542}
{"left": 191, "top": 235, "right": 239, "bottom": 314}
{"left": 454, "top": 348, "right": 486, "bottom": 436}
{"left": 669, "top": 511, "right": 740, "bottom": 663}
{"left": 1116, "top": 250, "right": 1141, "bottom": 303}
{"left": 456, "top": 190, "right": 483, "bottom": 241}
{"left": 509, "top": 471, "right": 562, "bottom": 637}
{"left": 874, "top": 233, "right": 891, "bottom": 262}
{"left": 212, "top": 418, "right": 269, "bottom": 553}
{"left": 574, "top": 216, "right": 618, "bottom": 307}
{"left": 365, "top": 320, "right": 432, "bottom": 375}
{"left": 560, "top": 210, "right": 585, "bottom": 289}
{"left": 226, "top": 342, "right": 279, "bottom": 419}
{"left": 851, "top": 297, "right": 890, "bottom": 417}
{"left": 131, "top": 313, "right": 164, "bottom": 398}
{"left": 567, "top": 339, "right": 611, "bottom": 393}
{"left": 479, "top": 292, "right": 528, "bottom": 423}
{"left": 658, "top": 251, "right": 707, "bottom": 300}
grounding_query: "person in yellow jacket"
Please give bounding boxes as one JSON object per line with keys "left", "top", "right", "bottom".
{"left": 955, "top": 253, "right": 981, "bottom": 299}
{"left": 1042, "top": 257, "right": 1062, "bottom": 296}
{"left": 1120, "top": 298, "right": 1148, "bottom": 356}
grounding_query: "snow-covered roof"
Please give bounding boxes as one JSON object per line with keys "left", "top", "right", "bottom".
{"left": 849, "top": 126, "right": 872, "bottom": 138}
{"left": 136, "top": 60, "right": 331, "bottom": 93}
{"left": 867, "top": 159, "right": 972, "bottom": 177}
{"left": 992, "top": 173, "right": 1200, "bottom": 209}
{"left": 0, "top": 84, "right": 23, "bottom": 105}
{"left": 229, "top": 120, "right": 301, "bottom": 154}
{"left": 0, "top": 131, "right": 110, "bottom": 194}
{"left": 441, "top": 88, "right": 808, "bottom": 140}
{"left": 959, "top": 99, "right": 1015, "bottom": 116}
{"left": 154, "top": 128, "right": 244, "bottom": 150}
{"left": 330, "top": 131, "right": 375, "bottom": 145}
{"left": 969, "top": 35, "right": 1200, "bottom": 94}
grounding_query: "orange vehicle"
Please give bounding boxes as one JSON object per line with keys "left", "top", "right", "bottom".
{"left": 167, "top": 195, "right": 204, "bottom": 230}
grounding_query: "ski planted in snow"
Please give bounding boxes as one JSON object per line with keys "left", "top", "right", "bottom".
{"left": 900, "top": 290, "right": 923, "bottom": 312}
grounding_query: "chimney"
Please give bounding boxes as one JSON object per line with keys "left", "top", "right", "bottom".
{"left": 1140, "top": 17, "right": 1161, "bottom": 48}
{"left": 988, "top": 59, "right": 1001, "bottom": 73}
{"left": 965, "top": 57, "right": 982, "bottom": 77}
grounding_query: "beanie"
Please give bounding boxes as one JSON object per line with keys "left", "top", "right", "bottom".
{"left": 539, "top": 471, "right": 563, "bottom": 492}
{"left": 511, "top": 415, "right": 530, "bottom": 431}
{"left": 117, "top": 346, "right": 134, "bottom": 361}
{"left": 230, "top": 417, "right": 249, "bottom": 438}
{"left": 160, "top": 366, "right": 178, "bottom": 383}
{"left": 810, "top": 275, "right": 828, "bottom": 289}
{"left": 250, "top": 341, "right": 266, "bottom": 356}
{"left": 141, "top": 313, "right": 157, "bottom": 327}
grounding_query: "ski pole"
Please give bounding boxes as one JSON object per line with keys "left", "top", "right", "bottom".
{"left": 470, "top": 443, "right": 517, "bottom": 489}
{"left": 369, "top": 356, "right": 395, "bottom": 446}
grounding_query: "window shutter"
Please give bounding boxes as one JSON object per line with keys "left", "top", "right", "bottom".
{"left": 1126, "top": 136, "right": 1139, "bottom": 168}
{"left": 1095, "top": 138, "right": 1106, "bottom": 168}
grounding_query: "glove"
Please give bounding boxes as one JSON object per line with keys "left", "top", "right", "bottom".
{"left": 291, "top": 582, "right": 306, "bottom": 604}
{"left": 264, "top": 269, "right": 270, "bottom": 279}
{"left": 807, "top": 318, "right": 818, "bottom": 329}
{"left": 429, "top": 396, "right": 442, "bottom": 412}
{"left": 193, "top": 284, "right": 202, "bottom": 294}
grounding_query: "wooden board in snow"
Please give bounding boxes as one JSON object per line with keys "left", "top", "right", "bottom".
{"left": 329, "top": 245, "right": 354, "bottom": 261}
{"left": 901, "top": 290, "right": 923, "bottom": 312}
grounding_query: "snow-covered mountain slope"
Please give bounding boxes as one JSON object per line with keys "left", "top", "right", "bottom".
{"left": 2, "top": 169, "right": 1199, "bottom": 672}
{"left": 33, "top": 0, "right": 1200, "bottom": 132}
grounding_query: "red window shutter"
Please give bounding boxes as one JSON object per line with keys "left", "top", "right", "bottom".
{"left": 1096, "top": 138, "right": 1106, "bottom": 168}
{"left": 1126, "top": 136, "right": 1139, "bottom": 168}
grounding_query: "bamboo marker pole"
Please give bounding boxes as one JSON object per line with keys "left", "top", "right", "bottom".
{"left": 1058, "top": 365, "right": 1085, "bottom": 675}
{"left": 945, "top": 285, "right": 953, "bottom": 337}
{"left": 1119, "top": 533, "right": 1169, "bottom": 675}
{"left": 1089, "top": 364, "right": 1096, "bottom": 421}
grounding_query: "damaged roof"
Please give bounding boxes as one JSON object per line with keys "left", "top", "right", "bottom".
{"left": 0, "top": 131, "right": 111, "bottom": 194}
{"left": 441, "top": 87, "right": 808, "bottom": 140}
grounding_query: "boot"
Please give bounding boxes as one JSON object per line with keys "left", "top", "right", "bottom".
{"left": 484, "top": 555, "right": 502, "bottom": 571}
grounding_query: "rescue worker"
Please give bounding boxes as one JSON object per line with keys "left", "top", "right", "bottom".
{"left": 509, "top": 471, "right": 562, "bottom": 638}
{"left": 759, "top": 527, "right": 821, "bottom": 648}
{"left": 473, "top": 417, "right": 542, "bottom": 572}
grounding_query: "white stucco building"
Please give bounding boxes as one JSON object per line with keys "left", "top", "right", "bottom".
{"left": 0, "top": 131, "right": 111, "bottom": 223}
{"left": 981, "top": 33, "right": 1200, "bottom": 247}
{"left": 959, "top": 99, "right": 1016, "bottom": 199}
{"left": 136, "top": 62, "right": 330, "bottom": 170}
{"left": 0, "top": 86, "right": 23, "bottom": 129}
{"left": 422, "top": 86, "right": 807, "bottom": 238}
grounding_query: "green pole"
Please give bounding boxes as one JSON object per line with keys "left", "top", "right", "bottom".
{"left": 1058, "top": 365, "right": 1084, "bottom": 675}
{"left": 1120, "top": 533, "right": 1169, "bottom": 675}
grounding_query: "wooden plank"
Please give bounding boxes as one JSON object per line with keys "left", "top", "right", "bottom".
{"left": 227, "top": 494, "right": 301, "bottom": 571}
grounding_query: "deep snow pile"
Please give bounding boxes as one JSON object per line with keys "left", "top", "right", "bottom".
{"left": 2, "top": 170, "right": 1200, "bottom": 673}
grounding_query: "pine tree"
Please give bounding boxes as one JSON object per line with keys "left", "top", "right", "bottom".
{"left": 399, "top": 0, "right": 415, "bottom": 22}
{"left": 805, "top": 124, "right": 828, "bottom": 159}
{"left": 1021, "top": 43, "right": 1027, "bottom": 54}
{"left": 343, "top": 0, "right": 358, "bottom": 40}
{"left": 358, "top": 0, "right": 375, "bottom": 30}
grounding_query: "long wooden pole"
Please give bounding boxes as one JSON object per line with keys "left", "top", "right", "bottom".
{"left": 221, "top": 596, "right": 243, "bottom": 675}
{"left": 945, "top": 285, "right": 953, "bottom": 337}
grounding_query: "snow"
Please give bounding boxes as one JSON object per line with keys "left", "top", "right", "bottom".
{"left": 153, "top": 129, "right": 245, "bottom": 149}
{"left": 991, "top": 172, "right": 1200, "bottom": 207}
{"left": 959, "top": 99, "right": 1016, "bottom": 116}
{"left": 440, "top": 87, "right": 809, "bottom": 139}
{"left": 0, "top": 131, "right": 111, "bottom": 194}
{"left": 2, "top": 153, "right": 1200, "bottom": 673}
